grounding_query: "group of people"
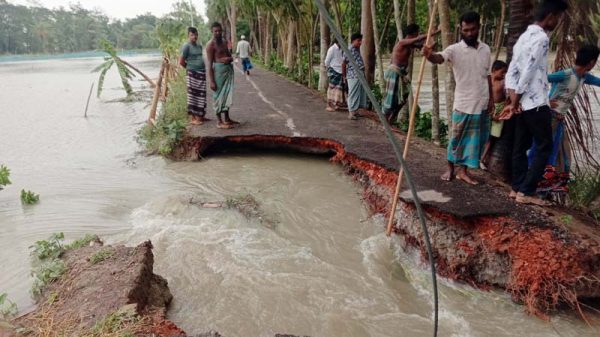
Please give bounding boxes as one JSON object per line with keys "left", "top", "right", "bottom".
{"left": 184, "top": 0, "right": 599, "bottom": 207}
{"left": 179, "top": 23, "right": 253, "bottom": 129}
{"left": 326, "top": 0, "right": 599, "bottom": 206}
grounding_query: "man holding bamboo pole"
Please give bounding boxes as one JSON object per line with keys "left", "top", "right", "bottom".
{"left": 423, "top": 11, "right": 493, "bottom": 185}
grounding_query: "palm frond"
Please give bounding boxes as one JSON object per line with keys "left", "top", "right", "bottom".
{"left": 96, "top": 60, "right": 114, "bottom": 98}
{"left": 553, "top": 1, "right": 600, "bottom": 171}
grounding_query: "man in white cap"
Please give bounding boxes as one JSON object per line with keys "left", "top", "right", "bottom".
{"left": 236, "top": 35, "right": 253, "bottom": 75}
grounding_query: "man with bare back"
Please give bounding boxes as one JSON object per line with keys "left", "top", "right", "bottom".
{"left": 206, "top": 22, "right": 238, "bottom": 129}
{"left": 383, "top": 24, "right": 438, "bottom": 123}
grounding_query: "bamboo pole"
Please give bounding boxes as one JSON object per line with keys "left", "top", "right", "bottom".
{"left": 386, "top": 0, "right": 439, "bottom": 236}
{"left": 148, "top": 59, "right": 167, "bottom": 126}
{"left": 84, "top": 82, "right": 94, "bottom": 118}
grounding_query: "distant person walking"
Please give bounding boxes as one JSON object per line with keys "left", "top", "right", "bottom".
{"left": 179, "top": 27, "right": 207, "bottom": 126}
{"left": 324, "top": 40, "right": 347, "bottom": 112}
{"left": 207, "top": 22, "right": 238, "bottom": 129}
{"left": 343, "top": 33, "right": 368, "bottom": 120}
{"left": 423, "top": 11, "right": 493, "bottom": 185}
{"left": 236, "top": 35, "right": 253, "bottom": 75}
{"left": 505, "top": 0, "right": 569, "bottom": 206}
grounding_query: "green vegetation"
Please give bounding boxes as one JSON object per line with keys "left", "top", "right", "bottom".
{"left": 139, "top": 72, "right": 188, "bottom": 155}
{"left": 29, "top": 233, "right": 101, "bottom": 298}
{"left": 398, "top": 110, "right": 449, "bottom": 147}
{"left": 0, "top": 165, "right": 10, "bottom": 190}
{"left": 569, "top": 170, "right": 600, "bottom": 220}
{"left": 85, "top": 307, "right": 143, "bottom": 337}
{"left": 20, "top": 189, "right": 40, "bottom": 205}
{"left": 89, "top": 249, "right": 114, "bottom": 265}
{"left": 65, "top": 234, "right": 100, "bottom": 250}
{"left": 0, "top": 1, "right": 207, "bottom": 55}
{"left": 93, "top": 39, "right": 134, "bottom": 97}
{"left": 0, "top": 292, "right": 18, "bottom": 319}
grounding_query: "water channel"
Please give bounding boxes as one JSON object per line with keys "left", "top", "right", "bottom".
{"left": 0, "top": 56, "right": 598, "bottom": 337}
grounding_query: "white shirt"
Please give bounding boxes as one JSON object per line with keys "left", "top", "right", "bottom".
{"left": 236, "top": 40, "right": 251, "bottom": 58}
{"left": 324, "top": 44, "right": 344, "bottom": 74}
{"left": 440, "top": 40, "right": 491, "bottom": 115}
{"left": 505, "top": 25, "right": 551, "bottom": 111}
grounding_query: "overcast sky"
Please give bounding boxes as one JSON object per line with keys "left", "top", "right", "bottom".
{"left": 8, "top": 0, "right": 207, "bottom": 20}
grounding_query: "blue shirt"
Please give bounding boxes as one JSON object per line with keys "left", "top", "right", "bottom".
{"left": 344, "top": 45, "right": 365, "bottom": 79}
{"left": 548, "top": 68, "right": 600, "bottom": 115}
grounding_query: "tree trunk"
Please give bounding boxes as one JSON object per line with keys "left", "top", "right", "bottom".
{"left": 398, "top": 0, "right": 416, "bottom": 124}
{"left": 370, "top": 0, "right": 385, "bottom": 92}
{"left": 438, "top": 0, "right": 455, "bottom": 127}
{"left": 117, "top": 57, "right": 156, "bottom": 88}
{"left": 285, "top": 20, "right": 297, "bottom": 70}
{"left": 229, "top": 3, "right": 237, "bottom": 54}
{"left": 494, "top": 0, "right": 507, "bottom": 62}
{"left": 393, "top": 0, "right": 404, "bottom": 39}
{"left": 507, "top": 0, "right": 534, "bottom": 63}
{"left": 263, "top": 14, "right": 271, "bottom": 62}
{"left": 319, "top": 1, "right": 330, "bottom": 92}
{"left": 361, "top": 0, "right": 376, "bottom": 84}
{"left": 429, "top": 0, "right": 440, "bottom": 144}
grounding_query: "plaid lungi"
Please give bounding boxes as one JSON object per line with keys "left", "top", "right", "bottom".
{"left": 382, "top": 65, "right": 411, "bottom": 117}
{"left": 186, "top": 70, "right": 207, "bottom": 117}
{"left": 327, "top": 67, "right": 346, "bottom": 109}
{"left": 447, "top": 110, "right": 487, "bottom": 169}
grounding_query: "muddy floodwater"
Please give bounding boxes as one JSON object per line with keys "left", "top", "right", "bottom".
{"left": 0, "top": 56, "right": 598, "bottom": 337}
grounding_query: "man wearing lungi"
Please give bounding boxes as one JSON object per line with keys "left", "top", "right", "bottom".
{"left": 179, "top": 27, "right": 207, "bottom": 126}
{"left": 324, "top": 40, "right": 347, "bottom": 112}
{"left": 383, "top": 24, "right": 438, "bottom": 124}
{"left": 207, "top": 22, "right": 238, "bottom": 129}
{"left": 236, "top": 35, "right": 253, "bottom": 76}
{"left": 342, "top": 33, "right": 368, "bottom": 120}
{"left": 423, "top": 11, "right": 493, "bottom": 185}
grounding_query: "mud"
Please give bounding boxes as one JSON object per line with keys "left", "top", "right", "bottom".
{"left": 172, "top": 132, "right": 600, "bottom": 317}
{"left": 6, "top": 241, "right": 183, "bottom": 337}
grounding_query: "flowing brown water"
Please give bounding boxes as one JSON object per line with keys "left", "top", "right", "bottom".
{"left": 0, "top": 56, "right": 598, "bottom": 337}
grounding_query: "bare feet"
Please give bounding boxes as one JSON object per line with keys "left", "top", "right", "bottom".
{"left": 509, "top": 190, "right": 518, "bottom": 199}
{"left": 199, "top": 116, "right": 212, "bottom": 122}
{"left": 441, "top": 169, "right": 454, "bottom": 181}
{"left": 326, "top": 107, "right": 336, "bottom": 112}
{"left": 217, "top": 122, "right": 234, "bottom": 129}
{"left": 190, "top": 118, "right": 203, "bottom": 125}
{"left": 515, "top": 193, "right": 550, "bottom": 206}
{"left": 225, "top": 119, "right": 240, "bottom": 125}
{"left": 456, "top": 169, "right": 479, "bottom": 185}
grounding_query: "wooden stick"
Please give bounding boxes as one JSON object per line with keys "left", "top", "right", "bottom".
{"left": 84, "top": 82, "right": 94, "bottom": 118}
{"left": 386, "top": 0, "right": 439, "bottom": 236}
{"left": 148, "top": 59, "right": 167, "bottom": 126}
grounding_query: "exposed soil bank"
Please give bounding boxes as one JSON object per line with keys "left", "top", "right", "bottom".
{"left": 5, "top": 241, "right": 185, "bottom": 337}
{"left": 173, "top": 133, "right": 600, "bottom": 318}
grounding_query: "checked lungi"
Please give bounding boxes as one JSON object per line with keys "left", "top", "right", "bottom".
{"left": 327, "top": 67, "right": 347, "bottom": 109}
{"left": 382, "top": 64, "right": 411, "bottom": 120}
{"left": 186, "top": 70, "right": 207, "bottom": 117}
{"left": 447, "top": 110, "right": 488, "bottom": 169}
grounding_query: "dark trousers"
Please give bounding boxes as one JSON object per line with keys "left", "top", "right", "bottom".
{"left": 511, "top": 105, "right": 553, "bottom": 195}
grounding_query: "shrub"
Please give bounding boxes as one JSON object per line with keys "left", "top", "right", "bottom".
{"left": 20, "top": 189, "right": 40, "bottom": 205}
{"left": 0, "top": 165, "right": 10, "bottom": 190}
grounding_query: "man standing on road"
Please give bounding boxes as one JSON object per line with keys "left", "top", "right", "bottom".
{"left": 505, "top": 0, "right": 569, "bottom": 206}
{"left": 207, "top": 22, "right": 238, "bottom": 129}
{"left": 236, "top": 35, "right": 253, "bottom": 76}
{"left": 423, "top": 11, "right": 493, "bottom": 185}
{"left": 383, "top": 24, "right": 438, "bottom": 124}
{"left": 343, "top": 33, "right": 368, "bottom": 120}
{"left": 324, "top": 40, "right": 347, "bottom": 112}
{"left": 179, "top": 27, "right": 208, "bottom": 126}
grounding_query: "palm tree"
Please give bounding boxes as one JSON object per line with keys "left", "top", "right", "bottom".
{"left": 93, "top": 39, "right": 156, "bottom": 98}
